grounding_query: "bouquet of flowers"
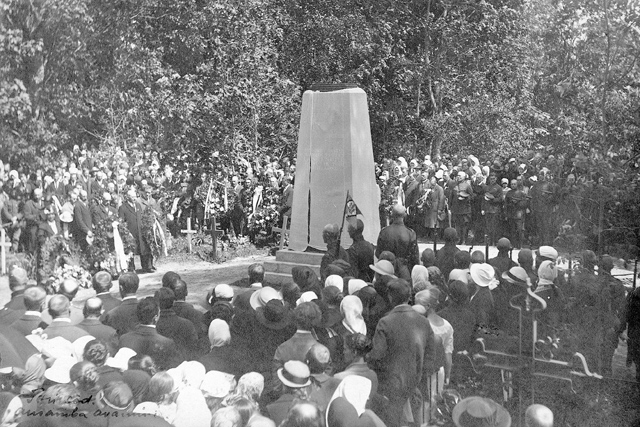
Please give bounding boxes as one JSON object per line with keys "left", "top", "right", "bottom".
{"left": 45, "top": 263, "right": 92, "bottom": 294}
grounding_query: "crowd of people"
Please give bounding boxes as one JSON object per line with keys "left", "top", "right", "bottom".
{"left": 0, "top": 146, "right": 609, "bottom": 270}
{"left": 377, "top": 153, "right": 607, "bottom": 250}
{"left": 0, "top": 204, "right": 637, "bottom": 426}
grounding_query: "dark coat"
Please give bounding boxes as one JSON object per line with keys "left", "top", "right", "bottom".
{"left": 10, "top": 313, "right": 48, "bottom": 336}
{"left": 172, "top": 301, "right": 206, "bottom": 337}
{"left": 78, "top": 317, "right": 119, "bottom": 354}
{"left": 119, "top": 325, "right": 183, "bottom": 370}
{"left": 375, "top": 223, "right": 420, "bottom": 272}
{"left": 102, "top": 298, "right": 139, "bottom": 336}
{"left": 198, "top": 346, "right": 243, "bottom": 376}
{"left": 438, "top": 304, "right": 477, "bottom": 353}
{"left": 469, "top": 287, "right": 495, "bottom": 328}
{"left": 72, "top": 200, "right": 93, "bottom": 238}
{"left": 435, "top": 244, "right": 460, "bottom": 280}
{"left": 44, "top": 319, "right": 90, "bottom": 342}
{"left": 347, "top": 237, "right": 375, "bottom": 282}
{"left": 367, "top": 304, "right": 435, "bottom": 401}
{"left": 22, "top": 199, "right": 46, "bottom": 228}
{"left": 91, "top": 202, "right": 112, "bottom": 225}
{"left": 4, "top": 292, "right": 26, "bottom": 313}
{"left": 96, "top": 293, "right": 122, "bottom": 314}
{"left": 119, "top": 201, "right": 150, "bottom": 255}
{"left": 156, "top": 309, "right": 198, "bottom": 358}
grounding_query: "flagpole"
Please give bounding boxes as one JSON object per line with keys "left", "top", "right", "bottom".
{"left": 336, "top": 190, "right": 350, "bottom": 258}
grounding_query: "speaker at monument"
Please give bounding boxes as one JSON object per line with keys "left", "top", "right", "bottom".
{"left": 289, "top": 88, "right": 380, "bottom": 251}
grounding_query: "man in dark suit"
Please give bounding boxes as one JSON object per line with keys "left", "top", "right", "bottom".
{"left": 4, "top": 266, "right": 29, "bottom": 315}
{"left": 119, "top": 187, "right": 153, "bottom": 273}
{"left": 164, "top": 276, "right": 205, "bottom": 338}
{"left": 119, "top": 297, "right": 183, "bottom": 370}
{"left": 43, "top": 295, "right": 90, "bottom": 342}
{"left": 10, "top": 286, "right": 48, "bottom": 335}
{"left": 155, "top": 288, "right": 199, "bottom": 359}
{"left": 72, "top": 189, "right": 93, "bottom": 250}
{"left": 367, "top": 278, "right": 435, "bottom": 427}
{"left": 435, "top": 227, "right": 461, "bottom": 280}
{"left": 93, "top": 271, "right": 121, "bottom": 313}
{"left": 21, "top": 188, "right": 46, "bottom": 254}
{"left": 375, "top": 205, "right": 420, "bottom": 279}
{"left": 78, "top": 298, "right": 118, "bottom": 355}
{"left": 102, "top": 272, "right": 140, "bottom": 336}
{"left": 346, "top": 219, "right": 375, "bottom": 282}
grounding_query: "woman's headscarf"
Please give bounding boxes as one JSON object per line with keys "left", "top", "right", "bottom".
{"left": 340, "top": 296, "right": 367, "bottom": 335}
{"left": 174, "top": 387, "right": 211, "bottom": 427}
{"left": 296, "top": 291, "right": 318, "bottom": 306}
{"left": 208, "top": 319, "right": 231, "bottom": 349}
{"left": 123, "top": 369, "right": 151, "bottom": 406}
{"left": 347, "top": 279, "right": 368, "bottom": 296}
{"left": 325, "top": 275, "right": 344, "bottom": 292}
{"left": 18, "top": 354, "right": 46, "bottom": 395}
{"left": 411, "top": 265, "right": 430, "bottom": 291}
{"left": 536, "top": 260, "right": 558, "bottom": 293}
{"left": 327, "top": 376, "right": 372, "bottom": 425}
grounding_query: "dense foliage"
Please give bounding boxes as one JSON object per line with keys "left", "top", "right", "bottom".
{"left": 1, "top": 0, "right": 639, "bottom": 240}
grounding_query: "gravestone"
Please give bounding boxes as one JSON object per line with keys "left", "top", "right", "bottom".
{"left": 264, "top": 87, "right": 380, "bottom": 284}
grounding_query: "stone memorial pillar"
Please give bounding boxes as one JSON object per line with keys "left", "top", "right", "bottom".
{"left": 289, "top": 88, "right": 380, "bottom": 251}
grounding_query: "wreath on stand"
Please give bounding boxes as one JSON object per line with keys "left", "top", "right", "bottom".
{"left": 84, "top": 217, "right": 137, "bottom": 277}
{"left": 141, "top": 207, "right": 169, "bottom": 259}
{"left": 38, "top": 236, "right": 91, "bottom": 294}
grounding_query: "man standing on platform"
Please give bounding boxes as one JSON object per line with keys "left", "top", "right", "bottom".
{"left": 320, "top": 223, "right": 352, "bottom": 282}
{"left": 346, "top": 219, "right": 375, "bottom": 282}
{"left": 375, "top": 205, "right": 419, "bottom": 280}
{"left": 119, "top": 187, "right": 153, "bottom": 273}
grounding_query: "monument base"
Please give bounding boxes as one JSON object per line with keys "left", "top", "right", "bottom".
{"left": 263, "top": 249, "right": 323, "bottom": 286}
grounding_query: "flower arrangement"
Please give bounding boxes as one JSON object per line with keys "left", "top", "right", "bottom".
{"left": 39, "top": 235, "right": 84, "bottom": 290}
{"left": 84, "top": 217, "right": 136, "bottom": 276}
{"left": 141, "top": 206, "right": 169, "bottom": 258}
{"left": 46, "top": 263, "right": 92, "bottom": 294}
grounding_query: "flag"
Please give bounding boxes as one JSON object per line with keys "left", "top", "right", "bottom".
{"left": 345, "top": 192, "right": 362, "bottom": 218}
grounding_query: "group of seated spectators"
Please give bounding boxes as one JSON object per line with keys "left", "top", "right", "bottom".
{"left": 0, "top": 220, "right": 635, "bottom": 426}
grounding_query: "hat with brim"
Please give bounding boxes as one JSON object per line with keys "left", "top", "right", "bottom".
{"left": 59, "top": 211, "right": 73, "bottom": 223}
{"left": 501, "top": 267, "right": 529, "bottom": 286}
{"left": 470, "top": 263, "right": 499, "bottom": 290}
{"left": 277, "top": 361, "right": 311, "bottom": 388}
{"left": 249, "top": 286, "right": 283, "bottom": 311}
{"left": 256, "top": 299, "right": 290, "bottom": 330}
{"left": 491, "top": 162, "right": 504, "bottom": 173}
{"left": 369, "top": 260, "right": 396, "bottom": 278}
{"left": 44, "top": 356, "right": 76, "bottom": 384}
{"left": 537, "top": 246, "right": 558, "bottom": 261}
{"left": 452, "top": 396, "right": 511, "bottom": 427}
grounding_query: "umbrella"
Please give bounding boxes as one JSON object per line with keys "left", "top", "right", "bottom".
{"left": 0, "top": 326, "right": 38, "bottom": 371}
